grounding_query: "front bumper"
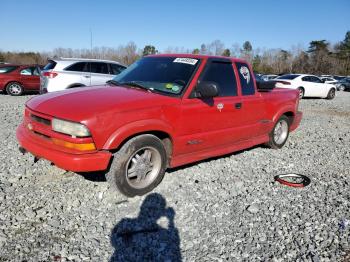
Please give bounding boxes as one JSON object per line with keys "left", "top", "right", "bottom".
{"left": 290, "top": 111, "right": 302, "bottom": 132}
{"left": 16, "top": 123, "right": 112, "bottom": 172}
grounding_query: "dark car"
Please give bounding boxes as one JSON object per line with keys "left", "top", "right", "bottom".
{"left": 337, "top": 77, "right": 350, "bottom": 91}
{"left": 0, "top": 64, "right": 41, "bottom": 96}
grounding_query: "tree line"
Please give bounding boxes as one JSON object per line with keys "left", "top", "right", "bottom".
{"left": 1, "top": 31, "right": 349, "bottom": 76}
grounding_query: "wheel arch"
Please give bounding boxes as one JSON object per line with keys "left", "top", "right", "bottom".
{"left": 272, "top": 104, "right": 296, "bottom": 124}
{"left": 103, "top": 120, "right": 175, "bottom": 163}
{"left": 282, "top": 111, "right": 295, "bottom": 126}
{"left": 297, "top": 86, "right": 305, "bottom": 95}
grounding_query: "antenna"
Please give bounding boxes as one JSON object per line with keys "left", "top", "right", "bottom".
{"left": 90, "top": 28, "right": 93, "bottom": 58}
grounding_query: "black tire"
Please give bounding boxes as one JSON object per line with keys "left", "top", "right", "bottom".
{"left": 6, "top": 82, "right": 23, "bottom": 96}
{"left": 267, "top": 115, "right": 290, "bottom": 149}
{"left": 298, "top": 87, "right": 304, "bottom": 99}
{"left": 106, "top": 134, "right": 167, "bottom": 197}
{"left": 326, "top": 88, "right": 335, "bottom": 100}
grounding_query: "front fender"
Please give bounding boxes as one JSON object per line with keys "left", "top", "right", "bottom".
{"left": 102, "top": 119, "right": 174, "bottom": 150}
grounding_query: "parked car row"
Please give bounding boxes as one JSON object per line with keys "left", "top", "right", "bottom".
{"left": 0, "top": 64, "right": 42, "bottom": 95}
{"left": 40, "top": 58, "right": 126, "bottom": 93}
{"left": 254, "top": 72, "right": 338, "bottom": 99}
{"left": 272, "top": 74, "right": 336, "bottom": 99}
{"left": 335, "top": 77, "right": 350, "bottom": 91}
{"left": 0, "top": 58, "right": 126, "bottom": 96}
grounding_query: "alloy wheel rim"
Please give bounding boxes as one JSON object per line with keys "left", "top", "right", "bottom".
{"left": 9, "top": 84, "right": 21, "bottom": 95}
{"left": 125, "top": 146, "right": 162, "bottom": 189}
{"left": 274, "top": 120, "right": 288, "bottom": 144}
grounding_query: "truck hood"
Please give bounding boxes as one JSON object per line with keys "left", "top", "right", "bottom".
{"left": 26, "top": 85, "right": 179, "bottom": 122}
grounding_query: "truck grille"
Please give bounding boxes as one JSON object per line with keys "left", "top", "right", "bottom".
{"left": 31, "top": 114, "right": 51, "bottom": 126}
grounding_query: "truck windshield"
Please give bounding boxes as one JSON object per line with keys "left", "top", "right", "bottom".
{"left": 112, "top": 57, "right": 200, "bottom": 95}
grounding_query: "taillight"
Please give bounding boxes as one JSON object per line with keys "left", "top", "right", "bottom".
{"left": 43, "top": 72, "right": 58, "bottom": 78}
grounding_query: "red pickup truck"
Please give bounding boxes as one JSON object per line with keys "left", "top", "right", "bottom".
{"left": 17, "top": 54, "right": 302, "bottom": 197}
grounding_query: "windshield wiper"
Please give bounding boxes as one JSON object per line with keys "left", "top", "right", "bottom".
{"left": 106, "top": 80, "right": 121, "bottom": 86}
{"left": 120, "top": 81, "right": 150, "bottom": 90}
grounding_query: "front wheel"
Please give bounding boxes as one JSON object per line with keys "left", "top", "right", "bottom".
{"left": 106, "top": 134, "right": 167, "bottom": 197}
{"left": 326, "top": 88, "right": 335, "bottom": 100}
{"left": 6, "top": 82, "right": 23, "bottom": 96}
{"left": 267, "top": 115, "right": 290, "bottom": 149}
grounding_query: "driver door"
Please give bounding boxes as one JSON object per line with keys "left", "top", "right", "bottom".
{"left": 177, "top": 59, "right": 245, "bottom": 155}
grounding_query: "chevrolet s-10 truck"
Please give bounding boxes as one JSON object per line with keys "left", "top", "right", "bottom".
{"left": 16, "top": 54, "right": 302, "bottom": 197}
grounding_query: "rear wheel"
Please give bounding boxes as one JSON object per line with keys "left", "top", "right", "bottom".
{"left": 6, "top": 82, "right": 23, "bottom": 96}
{"left": 298, "top": 87, "right": 304, "bottom": 99}
{"left": 326, "top": 88, "right": 335, "bottom": 100}
{"left": 267, "top": 115, "right": 290, "bottom": 149}
{"left": 106, "top": 134, "right": 167, "bottom": 197}
{"left": 338, "top": 85, "right": 345, "bottom": 91}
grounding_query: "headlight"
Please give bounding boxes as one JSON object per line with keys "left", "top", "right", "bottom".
{"left": 52, "top": 118, "right": 91, "bottom": 137}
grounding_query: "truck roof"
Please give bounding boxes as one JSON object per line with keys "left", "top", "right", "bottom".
{"left": 147, "top": 53, "right": 248, "bottom": 63}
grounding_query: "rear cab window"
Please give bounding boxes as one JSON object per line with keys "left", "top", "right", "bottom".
{"left": 235, "top": 62, "right": 255, "bottom": 95}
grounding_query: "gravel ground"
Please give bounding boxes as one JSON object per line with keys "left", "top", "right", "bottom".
{"left": 0, "top": 91, "right": 349, "bottom": 261}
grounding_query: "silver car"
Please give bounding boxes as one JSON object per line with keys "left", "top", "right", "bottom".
{"left": 40, "top": 58, "right": 126, "bottom": 93}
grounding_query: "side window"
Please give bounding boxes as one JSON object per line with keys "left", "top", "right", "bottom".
{"left": 235, "top": 62, "right": 255, "bottom": 95}
{"left": 20, "top": 68, "right": 32, "bottom": 75}
{"left": 0, "top": 66, "right": 18, "bottom": 74}
{"left": 33, "top": 67, "right": 40, "bottom": 76}
{"left": 199, "top": 61, "right": 237, "bottom": 97}
{"left": 311, "top": 76, "right": 322, "bottom": 83}
{"left": 302, "top": 76, "right": 310, "bottom": 82}
{"left": 110, "top": 64, "right": 126, "bottom": 75}
{"left": 90, "top": 62, "right": 109, "bottom": 74}
{"left": 65, "top": 62, "right": 88, "bottom": 72}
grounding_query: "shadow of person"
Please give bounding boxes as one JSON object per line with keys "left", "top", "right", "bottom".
{"left": 110, "top": 193, "right": 182, "bottom": 262}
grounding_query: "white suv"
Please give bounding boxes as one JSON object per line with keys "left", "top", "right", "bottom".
{"left": 40, "top": 58, "right": 126, "bottom": 93}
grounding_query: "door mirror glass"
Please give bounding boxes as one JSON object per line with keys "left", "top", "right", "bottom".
{"left": 194, "top": 81, "right": 219, "bottom": 98}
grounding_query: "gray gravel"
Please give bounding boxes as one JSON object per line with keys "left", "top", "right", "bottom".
{"left": 0, "top": 91, "right": 349, "bottom": 261}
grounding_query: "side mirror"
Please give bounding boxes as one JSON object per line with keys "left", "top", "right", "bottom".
{"left": 194, "top": 81, "right": 219, "bottom": 98}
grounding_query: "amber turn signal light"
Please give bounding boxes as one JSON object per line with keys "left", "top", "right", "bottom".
{"left": 51, "top": 138, "right": 96, "bottom": 151}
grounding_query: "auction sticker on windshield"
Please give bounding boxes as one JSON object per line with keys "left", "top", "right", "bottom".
{"left": 173, "top": 58, "right": 198, "bottom": 65}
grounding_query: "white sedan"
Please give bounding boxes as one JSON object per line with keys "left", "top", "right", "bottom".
{"left": 273, "top": 74, "right": 336, "bottom": 99}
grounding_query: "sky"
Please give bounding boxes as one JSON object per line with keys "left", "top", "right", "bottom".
{"left": 1, "top": 0, "right": 349, "bottom": 53}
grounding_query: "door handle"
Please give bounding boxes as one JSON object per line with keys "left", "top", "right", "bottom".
{"left": 235, "top": 102, "right": 242, "bottom": 109}
{"left": 83, "top": 75, "right": 90, "bottom": 78}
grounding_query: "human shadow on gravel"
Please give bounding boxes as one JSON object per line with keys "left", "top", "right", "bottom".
{"left": 110, "top": 193, "right": 182, "bottom": 262}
